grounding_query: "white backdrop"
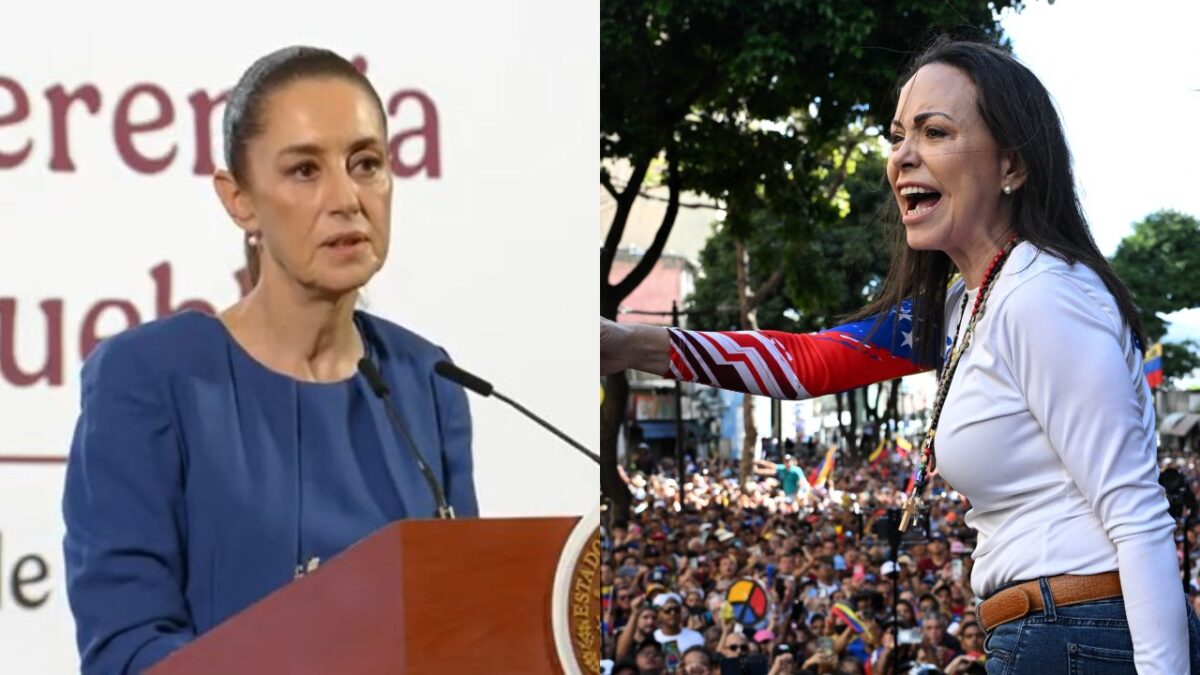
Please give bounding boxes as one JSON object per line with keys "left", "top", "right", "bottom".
{"left": 0, "top": 2, "right": 598, "bottom": 671}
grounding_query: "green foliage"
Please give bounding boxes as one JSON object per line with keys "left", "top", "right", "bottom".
{"left": 1110, "top": 209, "right": 1200, "bottom": 386}
{"left": 602, "top": 0, "right": 1020, "bottom": 202}
{"left": 1163, "top": 341, "right": 1200, "bottom": 389}
{"left": 1110, "top": 210, "right": 1200, "bottom": 341}
{"left": 686, "top": 150, "right": 893, "bottom": 331}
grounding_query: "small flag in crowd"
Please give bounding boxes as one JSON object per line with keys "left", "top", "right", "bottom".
{"left": 831, "top": 602, "right": 872, "bottom": 639}
{"left": 813, "top": 445, "right": 837, "bottom": 486}
{"left": 1144, "top": 342, "right": 1163, "bottom": 389}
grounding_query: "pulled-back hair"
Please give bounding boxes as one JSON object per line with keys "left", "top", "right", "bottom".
{"left": 223, "top": 46, "right": 385, "bottom": 287}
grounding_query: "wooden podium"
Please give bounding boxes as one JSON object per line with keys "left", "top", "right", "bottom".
{"left": 149, "top": 517, "right": 579, "bottom": 674}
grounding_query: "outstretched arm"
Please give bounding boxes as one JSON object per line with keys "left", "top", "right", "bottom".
{"left": 666, "top": 302, "right": 930, "bottom": 399}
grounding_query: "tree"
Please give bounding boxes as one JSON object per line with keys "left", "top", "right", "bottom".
{"left": 600, "top": 0, "right": 1022, "bottom": 521}
{"left": 1110, "top": 209, "right": 1200, "bottom": 385}
{"left": 687, "top": 150, "right": 895, "bottom": 474}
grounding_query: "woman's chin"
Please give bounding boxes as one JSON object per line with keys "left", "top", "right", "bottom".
{"left": 903, "top": 225, "right": 942, "bottom": 252}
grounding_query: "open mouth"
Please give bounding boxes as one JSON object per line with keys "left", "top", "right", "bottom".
{"left": 323, "top": 233, "right": 368, "bottom": 248}
{"left": 900, "top": 186, "right": 942, "bottom": 218}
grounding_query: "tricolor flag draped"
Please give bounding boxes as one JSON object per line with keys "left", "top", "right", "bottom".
{"left": 1144, "top": 342, "right": 1163, "bottom": 389}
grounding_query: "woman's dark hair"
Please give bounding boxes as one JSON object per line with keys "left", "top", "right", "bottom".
{"left": 849, "top": 37, "right": 1145, "bottom": 365}
{"left": 223, "top": 46, "right": 386, "bottom": 287}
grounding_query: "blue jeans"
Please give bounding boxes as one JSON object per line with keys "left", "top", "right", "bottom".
{"left": 982, "top": 577, "right": 1200, "bottom": 674}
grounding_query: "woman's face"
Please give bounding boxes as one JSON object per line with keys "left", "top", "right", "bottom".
{"left": 886, "top": 63, "right": 1021, "bottom": 264}
{"left": 227, "top": 77, "right": 392, "bottom": 297}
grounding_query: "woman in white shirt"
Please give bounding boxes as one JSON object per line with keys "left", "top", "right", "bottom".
{"left": 601, "top": 37, "right": 1199, "bottom": 674}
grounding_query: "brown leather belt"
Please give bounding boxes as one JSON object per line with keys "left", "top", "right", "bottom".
{"left": 976, "top": 571, "right": 1122, "bottom": 633}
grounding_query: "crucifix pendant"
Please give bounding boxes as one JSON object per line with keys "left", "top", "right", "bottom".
{"left": 899, "top": 494, "right": 923, "bottom": 532}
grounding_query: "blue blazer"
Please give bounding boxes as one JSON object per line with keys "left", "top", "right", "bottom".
{"left": 62, "top": 310, "right": 478, "bottom": 674}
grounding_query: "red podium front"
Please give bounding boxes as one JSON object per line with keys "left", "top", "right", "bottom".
{"left": 149, "top": 517, "right": 579, "bottom": 674}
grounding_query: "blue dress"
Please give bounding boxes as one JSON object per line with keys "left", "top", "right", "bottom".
{"left": 62, "top": 310, "right": 478, "bottom": 674}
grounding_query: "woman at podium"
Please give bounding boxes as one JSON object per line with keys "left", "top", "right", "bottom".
{"left": 62, "top": 46, "right": 478, "bottom": 674}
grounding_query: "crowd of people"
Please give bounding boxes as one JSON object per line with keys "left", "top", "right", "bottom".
{"left": 600, "top": 440, "right": 1200, "bottom": 675}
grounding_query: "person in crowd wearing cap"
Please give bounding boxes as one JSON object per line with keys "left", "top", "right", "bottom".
{"left": 754, "top": 455, "right": 811, "bottom": 504}
{"left": 635, "top": 639, "right": 667, "bottom": 675}
{"left": 654, "top": 592, "right": 706, "bottom": 664}
{"left": 616, "top": 598, "right": 660, "bottom": 662}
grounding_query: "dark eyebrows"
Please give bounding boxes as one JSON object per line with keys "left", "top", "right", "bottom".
{"left": 890, "top": 111, "right": 956, "bottom": 131}
{"left": 277, "top": 136, "right": 385, "bottom": 158}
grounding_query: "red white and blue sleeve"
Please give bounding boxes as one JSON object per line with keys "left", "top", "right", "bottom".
{"left": 664, "top": 301, "right": 933, "bottom": 399}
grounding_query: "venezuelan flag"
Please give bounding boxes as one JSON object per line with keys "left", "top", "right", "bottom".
{"left": 868, "top": 438, "right": 885, "bottom": 465}
{"left": 1144, "top": 342, "right": 1163, "bottom": 389}
{"left": 814, "top": 445, "right": 837, "bottom": 486}
{"left": 831, "top": 602, "right": 872, "bottom": 638}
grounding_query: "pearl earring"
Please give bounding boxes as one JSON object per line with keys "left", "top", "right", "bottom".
{"left": 1003, "top": 185, "right": 1013, "bottom": 195}
{"left": 247, "top": 232, "right": 261, "bottom": 246}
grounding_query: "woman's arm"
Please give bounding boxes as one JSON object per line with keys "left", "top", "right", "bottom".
{"left": 601, "top": 301, "right": 931, "bottom": 400}
{"left": 1001, "top": 272, "right": 1187, "bottom": 674}
{"left": 63, "top": 337, "right": 194, "bottom": 674}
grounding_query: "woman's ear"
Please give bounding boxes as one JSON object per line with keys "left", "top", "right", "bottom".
{"left": 1000, "top": 149, "right": 1028, "bottom": 193}
{"left": 213, "top": 169, "right": 256, "bottom": 233}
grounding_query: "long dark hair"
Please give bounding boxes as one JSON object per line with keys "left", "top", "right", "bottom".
{"left": 223, "top": 46, "right": 385, "bottom": 287}
{"left": 849, "top": 37, "right": 1145, "bottom": 365}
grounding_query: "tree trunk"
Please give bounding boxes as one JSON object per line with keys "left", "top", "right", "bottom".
{"left": 735, "top": 237, "right": 759, "bottom": 484}
{"left": 601, "top": 370, "right": 631, "bottom": 527}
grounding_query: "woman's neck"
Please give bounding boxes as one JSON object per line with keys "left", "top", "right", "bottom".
{"left": 220, "top": 275, "right": 363, "bottom": 382}
{"left": 947, "top": 226, "right": 1016, "bottom": 291}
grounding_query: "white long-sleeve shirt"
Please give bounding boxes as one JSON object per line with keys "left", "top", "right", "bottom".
{"left": 663, "top": 241, "right": 1188, "bottom": 671}
{"left": 936, "top": 241, "right": 1186, "bottom": 673}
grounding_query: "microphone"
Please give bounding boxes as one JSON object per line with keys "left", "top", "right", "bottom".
{"left": 358, "top": 358, "right": 455, "bottom": 519}
{"left": 434, "top": 360, "right": 599, "bottom": 465}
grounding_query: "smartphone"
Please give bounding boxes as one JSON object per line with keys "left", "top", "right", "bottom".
{"left": 818, "top": 637, "right": 834, "bottom": 654}
{"left": 898, "top": 628, "right": 922, "bottom": 645}
{"left": 951, "top": 558, "right": 964, "bottom": 581}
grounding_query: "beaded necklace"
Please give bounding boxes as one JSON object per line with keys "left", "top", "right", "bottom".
{"left": 898, "top": 235, "right": 1019, "bottom": 531}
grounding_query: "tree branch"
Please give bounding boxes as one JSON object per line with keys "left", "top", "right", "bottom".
{"left": 602, "top": 158, "right": 651, "bottom": 287}
{"left": 613, "top": 152, "right": 681, "bottom": 301}
{"left": 824, "top": 132, "right": 865, "bottom": 202}
{"left": 747, "top": 263, "right": 787, "bottom": 313}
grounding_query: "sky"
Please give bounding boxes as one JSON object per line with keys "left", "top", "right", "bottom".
{"left": 1000, "top": 0, "right": 1200, "bottom": 344}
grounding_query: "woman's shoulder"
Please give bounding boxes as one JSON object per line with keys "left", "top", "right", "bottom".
{"left": 355, "top": 311, "right": 450, "bottom": 365}
{"left": 992, "top": 242, "right": 1124, "bottom": 335}
{"left": 82, "top": 310, "right": 223, "bottom": 381}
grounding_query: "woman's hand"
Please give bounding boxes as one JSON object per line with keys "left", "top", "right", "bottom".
{"left": 600, "top": 317, "right": 669, "bottom": 376}
{"left": 600, "top": 317, "right": 631, "bottom": 375}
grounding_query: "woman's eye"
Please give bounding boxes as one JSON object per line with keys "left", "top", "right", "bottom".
{"left": 289, "top": 162, "right": 318, "bottom": 178}
{"left": 889, "top": 133, "right": 904, "bottom": 145}
{"left": 353, "top": 156, "right": 383, "bottom": 175}
{"left": 925, "top": 127, "right": 946, "bottom": 138}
